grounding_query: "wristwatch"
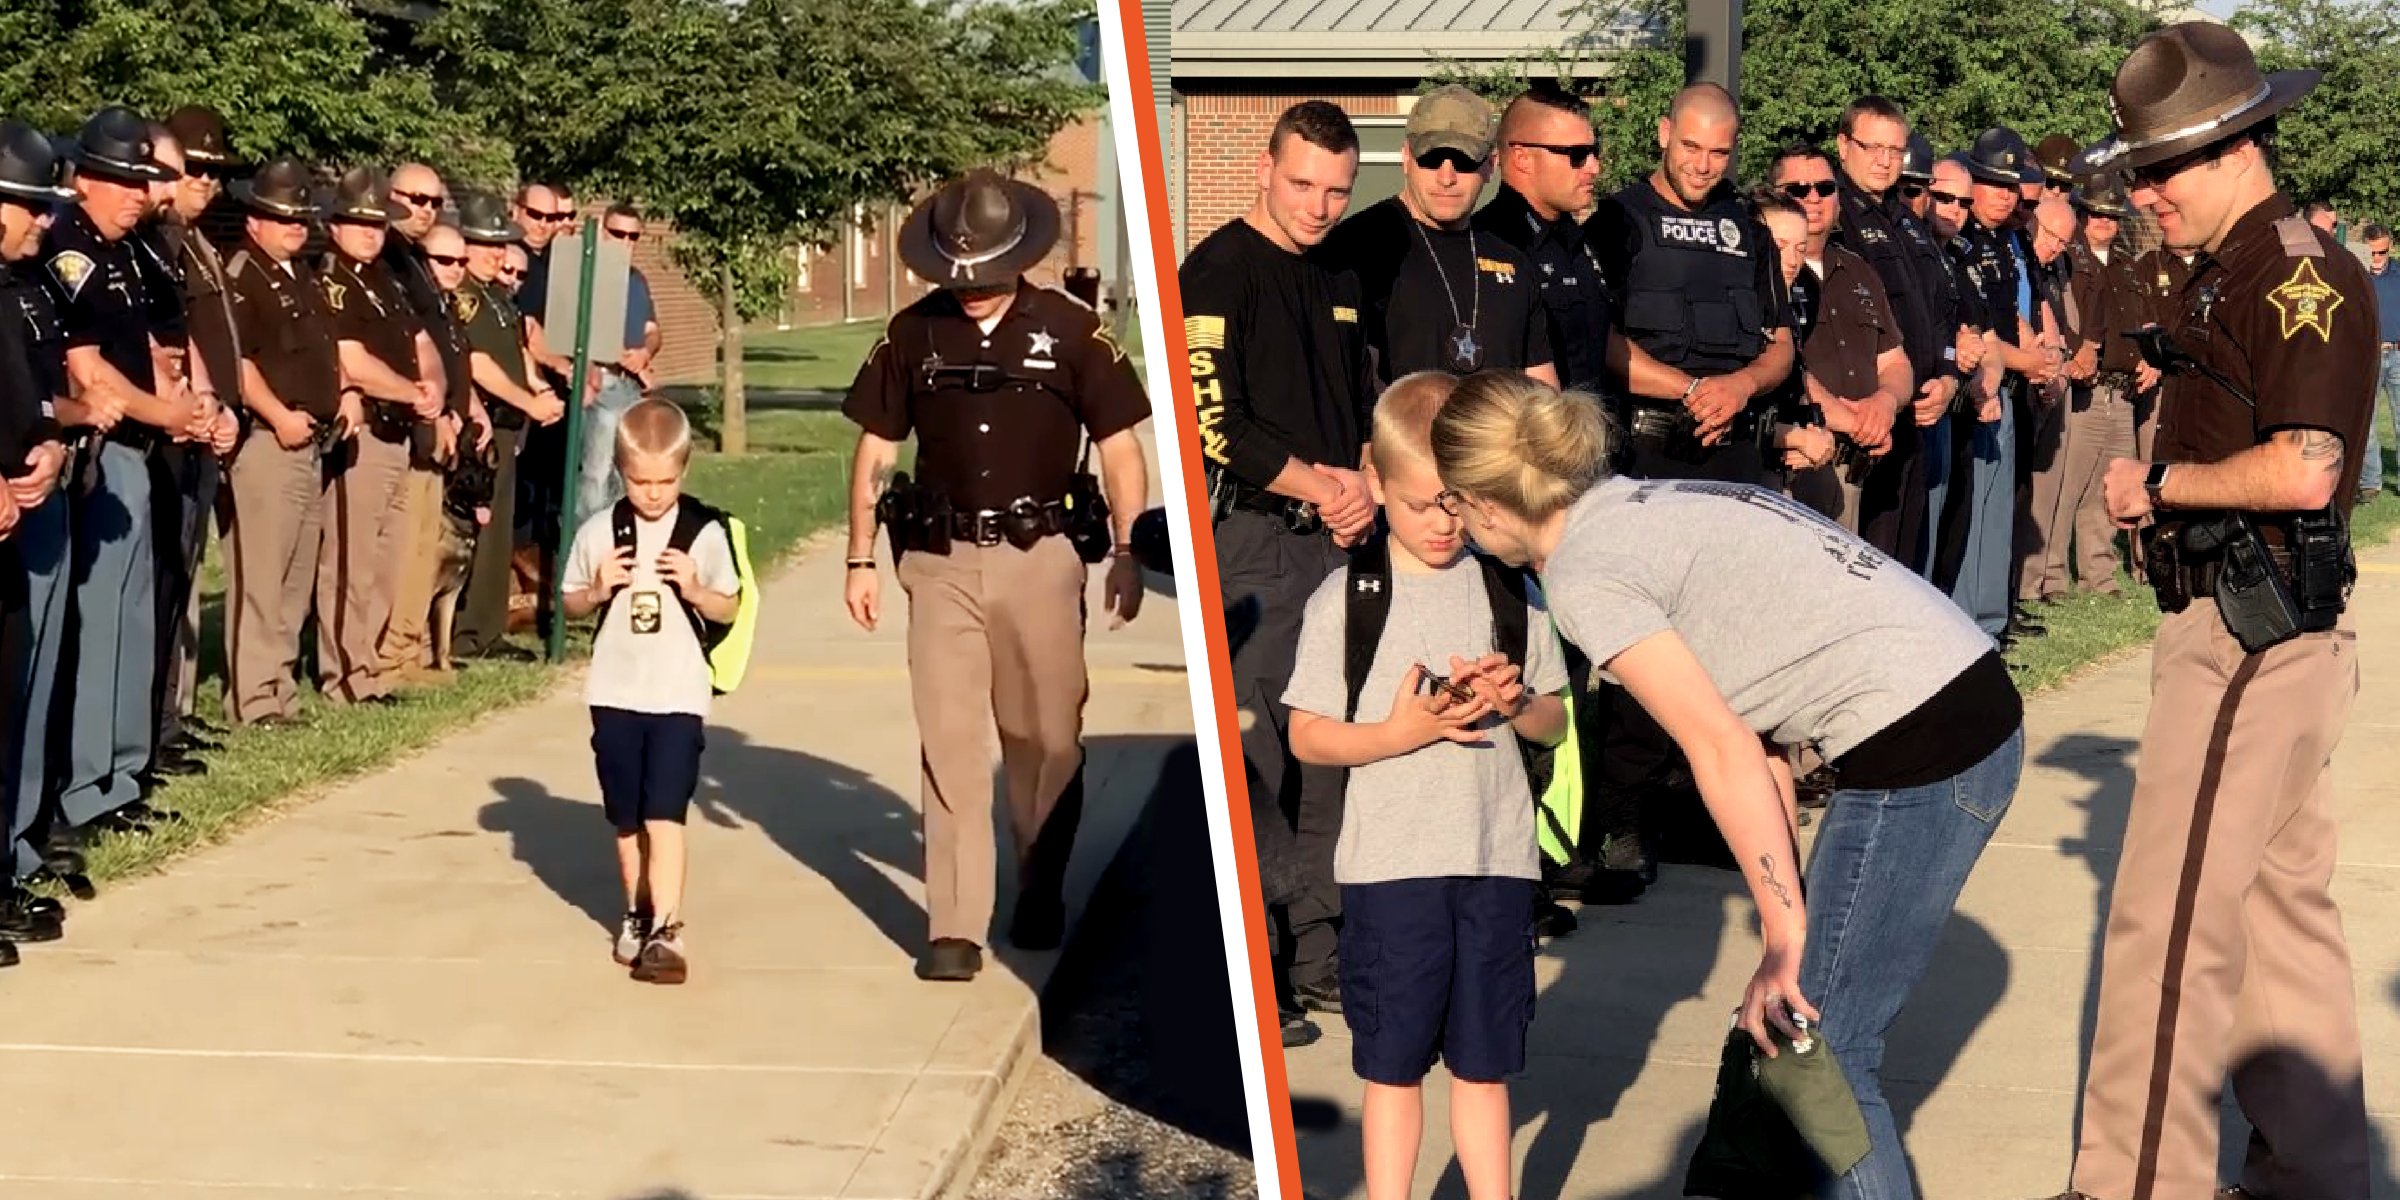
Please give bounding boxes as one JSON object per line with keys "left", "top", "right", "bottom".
{"left": 2144, "top": 462, "right": 2171, "bottom": 508}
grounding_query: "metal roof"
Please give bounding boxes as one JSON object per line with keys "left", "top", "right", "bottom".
{"left": 1172, "top": 0, "right": 1646, "bottom": 78}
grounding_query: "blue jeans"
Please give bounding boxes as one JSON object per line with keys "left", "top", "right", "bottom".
{"left": 574, "top": 371, "right": 644, "bottom": 528}
{"left": 1803, "top": 724, "right": 2024, "bottom": 1199}
{"left": 2354, "top": 349, "right": 2400, "bottom": 493}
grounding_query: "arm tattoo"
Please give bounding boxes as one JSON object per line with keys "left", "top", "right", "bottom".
{"left": 1759, "top": 854, "right": 1794, "bottom": 911}
{"left": 2286, "top": 428, "right": 2345, "bottom": 478}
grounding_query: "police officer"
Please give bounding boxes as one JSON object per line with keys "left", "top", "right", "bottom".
{"left": 1474, "top": 84, "right": 1610, "bottom": 393}
{"left": 1178, "top": 100, "right": 1374, "bottom": 1035}
{"left": 2042, "top": 24, "right": 2376, "bottom": 1200}
{"left": 1953, "top": 129, "right": 2061, "bottom": 644}
{"left": 2036, "top": 178, "right": 2145, "bottom": 600}
{"left": 1926, "top": 151, "right": 2000, "bottom": 593}
{"left": 144, "top": 113, "right": 240, "bottom": 784}
{"left": 318, "top": 167, "right": 438, "bottom": 705}
{"left": 451, "top": 191, "right": 559, "bottom": 661}
{"left": 1831, "top": 97, "right": 1966, "bottom": 571}
{"left": 842, "top": 170, "right": 1152, "bottom": 983}
{"left": 221, "top": 159, "right": 347, "bottom": 727}
{"left": 0, "top": 120, "right": 74, "bottom": 949}
{"left": 44, "top": 106, "right": 196, "bottom": 837}
{"left": 1319, "top": 85, "right": 1555, "bottom": 389}
{"left": 1579, "top": 82, "right": 1796, "bottom": 882}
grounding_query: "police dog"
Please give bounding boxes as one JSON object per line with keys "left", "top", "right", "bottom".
{"left": 429, "top": 451, "right": 498, "bottom": 670}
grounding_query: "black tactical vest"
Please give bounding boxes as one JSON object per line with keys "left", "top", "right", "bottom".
{"left": 1612, "top": 182, "right": 1768, "bottom": 376}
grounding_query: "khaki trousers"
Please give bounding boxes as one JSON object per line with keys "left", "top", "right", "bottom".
{"left": 1783, "top": 463, "right": 1859, "bottom": 530}
{"left": 220, "top": 432, "right": 325, "bottom": 725}
{"left": 2039, "top": 381, "right": 2136, "bottom": 598}
{"left": 2072, "top": 602, "right": 2367, "bottom": 1200}
{"left": 315, "top": 431, "right": 412, "bottom": 703}
{"left": 378, "top": 464, "right": 447, "bottom": 673}
{"left": 896, "top": 534, "right": 1089, "bottom": 946}
{"left": 2017, "top": 393, "right": 2069, "bottom": 601}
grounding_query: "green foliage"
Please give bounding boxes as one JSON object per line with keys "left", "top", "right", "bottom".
{"left": 2236, "top": 0, "right": 2400, "bottom": 224}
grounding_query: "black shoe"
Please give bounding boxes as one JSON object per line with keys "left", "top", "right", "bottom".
{"left": 5, "top": 887, "right": 62, "bottom": 923}
{"left": 169, "top": 732, "right": 222, "bottom": 755}
{"left": 1280, "top": 1007, "right": 1322, "bottom": 1048}
{"left": 1292, "top": 975, "right": 1342, "bottom": 1015}
{"left": 915, "top": 937, "right": 983, "bottom": 981}
{"left": 2007, "top": 610, "right": 2048, "bottom": 638}
{"left": 0, "top": 937, "right": 16, "bottom": 968}
{"left": 1597, "top": 830, "right": 1658, "bottom": 885}
{"left": 0, "top": 907, "right": 60, "bottom": 943}
{"left": 1533, "top": 898, "right": 1578, "bottom": 939}
{"left": 149, "top": 752, "right": 207, "bottom": 778}
{"left": 1577, "top": 869, "right": 1648, "bottom": 905}
{"left": 26, "top": 867, "right": 95, "bottom": 901}
{"left": 1008, "top": 889, "right": 1065, "bottom": 952}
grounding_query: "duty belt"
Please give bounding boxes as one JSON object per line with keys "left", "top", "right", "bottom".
{"left": 946, "top": 498, "right": 1068, "bottom": 546}
{"left": 2095, "top": 370, "right": 2136, "bottom": 391}
{"left": 1225, "top": 481, "right": 1323, "bottom": 535}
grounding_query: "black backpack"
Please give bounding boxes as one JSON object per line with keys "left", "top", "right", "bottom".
{"left": 604, "top": 495, "right": 749, "bottom": 694}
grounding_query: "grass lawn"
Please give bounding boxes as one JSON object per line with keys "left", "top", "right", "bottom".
{"left": 60, "top": 413, "right": 862, "bottom": 887}
{"left": 722, "top": 308, "right": 1148, "bottom": 396}
{"left": 2004, "top": 419, "right": 2400, "bottom": 694}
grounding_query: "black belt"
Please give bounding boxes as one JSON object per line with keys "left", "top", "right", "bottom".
{"left": 2095, "top": 370, "right": 2136, "bottom": 390}
{"left": 1226, "top": 483, "right": 1323, "bottom": 534}
{"left": 946, "top": 499, "right": 1067, "bottom": 546}
{"left": 105, "top": 422, "right": 163, "bottom": 453}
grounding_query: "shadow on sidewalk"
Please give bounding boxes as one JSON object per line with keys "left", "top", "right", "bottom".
{"left": 2044, "top": 732, "right": 2139, "bottom": 1142}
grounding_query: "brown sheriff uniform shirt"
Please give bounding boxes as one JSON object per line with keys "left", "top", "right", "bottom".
{"left": 2068, "top": 239, "right": 2148, "bottom": 377}
{"left": 229, "top": 240, "right": 341, "bottom": 422}
{"left": 2157, "top": 193, "right": 2378, "bottom": 537}
{"left": 324, "top": 253, "right": 426, "bottom": 444}
{"left": 842, "top": 281, "right": 1149, "bottom": 512}
{"left": 1795, "top": 245, "right": 1901, "bottom": 402}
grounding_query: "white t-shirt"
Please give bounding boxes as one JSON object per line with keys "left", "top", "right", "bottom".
{"left": 561, "top": 502, "right": 740, "bottom": 718}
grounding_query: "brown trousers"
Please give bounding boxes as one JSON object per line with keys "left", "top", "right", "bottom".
{"left": 220, "top": 432, "right": 326, "bottom": 724}
{"left": 378, "top": 464, "right": 447, "bottom": 673}
{"left": 2073, "top": 602, "right": 2367, "bottom": 1200}
{"left": 315, "top": 431, "right": 411, "bottom": 703}
{"left": 896, "top": 534, "right": 1089, "bottom": 945}
{"left": 2038, "top": 380, "right": 2136, "bottom": 598}
{"left": 2017, "top": 392, "right": 2069, "bottom": 601}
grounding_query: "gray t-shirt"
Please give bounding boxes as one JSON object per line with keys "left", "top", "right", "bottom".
{"left": 562, "top": 502, "right": 740, "bottom": 719}
{"left": 1542, "top": 477, "right": 1993, "bottom": 761}
{"left": 1282, "top": 557, "right": 1569, "bottom": 885}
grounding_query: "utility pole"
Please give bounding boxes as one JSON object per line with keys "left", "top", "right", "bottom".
{"left": 1686, "top": 0, "right": 1741, "bottom": 101}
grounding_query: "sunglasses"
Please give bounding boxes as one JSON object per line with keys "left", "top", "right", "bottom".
{"left": 1929, "top": 190, "right": 1968, "bottom": 207}
{"left": 1780, "top": 180, "right": 1838, "bottom": 200}
{"left": 1514, "top": 140, "right": 1599, "bottom": 169}
{"left": 526, "top": 208, "right": 574, "bottom": 223}
{"left": 1413, "top": 147, "right": 1488, "bottom": 174}
{"left": 392, "top": 189, "right": 442, "bottom": 208}
{"left": 604, "top": 227, "right": 641, "bottom": 242}
{"left": 424, "top": 253, "right": 466, "bottom": 267}
{"left": 1899, "top": 182, "right": 1927, "bottom": 199}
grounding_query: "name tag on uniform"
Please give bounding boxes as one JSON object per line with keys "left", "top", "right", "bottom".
{"left": 1332, "top": 306, "right": 1357, "bottom": 323}
{"left": 1475, "top": 257, "right": 1518, "bottom": 284}
{"left": 1860, "top": 227, "right": 1891, "bottom": 245}
{"left": 1021, "top": 358, "right": 1057, "bottom": 370}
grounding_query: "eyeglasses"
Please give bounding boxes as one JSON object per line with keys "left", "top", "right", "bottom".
{"left": 1898, "top": 182, "right": 1927, "bottom": 200}
{"left": 424, "top": 253, "right": 466, "bottom": 266}
{"left": 1412, "top": 147, "right": 1488, "bottom": 174}
{"left": 1929, "top": 190, "right": 1968, "bottom": 208}
{"left": 604, "top": 227, "right": 641, "bottom": 242}
{"left": 1842, "top": 134, "right": 1906, "bottom": 161}
{"left": 1780, "top": 180, "right": 1838, "bottom": 200}
{"left": 499, "top": 267, "right": 524, "bottom": 281}
{"left": 392, "top": 189, "right": 442, "bottom": 208}
{"left": 1512, "top": 140, "right": 1599, "bottom": 169}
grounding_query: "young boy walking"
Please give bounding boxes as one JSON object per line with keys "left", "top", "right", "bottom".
{"left": 1283, "top": 371, "right": 1570, "bottom": 1200}
{"left": 560, "top": 398, "right": 741, "bottom": 985}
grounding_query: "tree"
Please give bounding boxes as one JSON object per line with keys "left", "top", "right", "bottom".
{"left": 418, "top": 0, "right": 1102, "bottom": 452}
{"left": 0, "top": 0, "right": 508, "bottom": 183}
{"left": 2236, "top": 0, "right": 2400, "bottom": 226}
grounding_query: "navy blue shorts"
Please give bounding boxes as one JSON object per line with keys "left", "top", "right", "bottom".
{"left": 591, "top": 707, "right": 705, "bottom": 831}
{"left": 1337, "top": 876, "right": 1539, "bottom": 1085}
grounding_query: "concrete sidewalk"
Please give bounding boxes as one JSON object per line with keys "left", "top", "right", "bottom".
{"left": 0, "top": 430, "right": 1196, "bottom": 1200}
{"left": 1284, "top": 536, "right": 2400, "bottom": 1198}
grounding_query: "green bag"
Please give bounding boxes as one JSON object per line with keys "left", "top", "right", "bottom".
{"left": 1684, "top": 1016, "right": 1871, "bottom": 1198}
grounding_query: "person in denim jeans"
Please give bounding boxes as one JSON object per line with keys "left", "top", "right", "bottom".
{"left": 2352, "top": 224, "right": 2399, "bottom": 498}
{"left": 572, "top": 203, "right": 662, "bottom": 528}
{"left": 1430, "top": 371, "right": 2025, "bottom": 1198}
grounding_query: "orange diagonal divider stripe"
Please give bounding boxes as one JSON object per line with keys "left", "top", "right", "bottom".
{"left": 1104, "top": 1, "right": 1303, "bottom": 1196}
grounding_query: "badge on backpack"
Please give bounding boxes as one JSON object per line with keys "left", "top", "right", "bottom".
{"left": 630, "top": 590, "right": 662, "bottom": 634}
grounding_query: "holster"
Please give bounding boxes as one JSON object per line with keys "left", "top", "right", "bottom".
{"left": 2147, "top": 511, "right": 2345, "bottom": 655}
{"left": 1062, "top": 470, "right": 1111, "bottom": 564}
{"left": 1628, "top": 404, "right": 1762, "bottom": 468}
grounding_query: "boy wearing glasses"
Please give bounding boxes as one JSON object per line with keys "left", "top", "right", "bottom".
{"left": 1281, "top": 371, "right": 1567, "bottom": 1200}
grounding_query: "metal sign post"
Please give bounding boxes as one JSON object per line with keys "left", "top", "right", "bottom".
{"left": 545, "top": 216, "right": 612, "bottom": 663}
{"left": 1687, "top": 0, "right": 1742, "bottom": 101}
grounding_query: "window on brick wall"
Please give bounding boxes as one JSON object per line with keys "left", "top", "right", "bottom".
{"left": 1339, "top": 115, "right": 1505, "bottom": 228}
{"left": 852, "top": 205, "right": 868, "bottom": 289}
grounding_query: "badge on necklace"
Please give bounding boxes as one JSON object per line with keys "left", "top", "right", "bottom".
{"left": 1449, "top": 325, "right": 1482, "bottom": 372}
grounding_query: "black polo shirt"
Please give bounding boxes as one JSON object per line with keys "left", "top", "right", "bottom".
{"left": 40, "top": 203, "right": 158, "bottom": 398}
{"left": 1472, "top": 183, "right": 1612, "bottom": 392}
{"left": 1833, "top": 175, "right": 1961, "bottom": 386}
{"left": 843, "top": 281, "right": 1150, "bottom": 512}
{"left": 132, "top": 223, "right": 186, "bottom": 350}
{"left": 175, "top": 224, "right": 241, "bottom": 403}
{"left": 1318, "top": 196, "right": 1551, "bottom": 385}
{"left": 229, "top": 239, "right": 341, "bottom": 421}
{"left": 1174, "top": 216, "right": 1374, "bottom": 490}
{"left": 1961, "top": 219, "right": 2025, "bottom": 345}
{"left": 0, "top": 263, "right": 62, "bottom": 474}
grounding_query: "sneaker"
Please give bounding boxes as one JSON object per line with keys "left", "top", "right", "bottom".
{"left": 1280, "top": 1007, "right": 1321, "bottom": 1048}
{"left": 613, "top": 909, "right": 651, "bottom": 966}
{"left": 1292, "top": 974, "right": 1342, "bottom": 1015}
{"left": 631, "top": 921, "right": 687, "bottom": 985}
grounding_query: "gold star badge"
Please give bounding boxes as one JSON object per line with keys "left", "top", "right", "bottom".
{"left": 2267, "top": 258, "right": 2342, "bottom": 342}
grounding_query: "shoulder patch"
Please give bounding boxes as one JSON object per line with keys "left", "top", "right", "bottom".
{"left": 2267, "top": 257, "right": 2341, "bottom": 342}
{"left": 325, "top": 281, "right": 346, "bottom": 311}
{"left": 2274, "top": 214, "right": 2323, "bottom": 260}
{"left": 455, "top": 288, "right": 481, "bottom": 323}
{"left": 1090, "top": 320, "right": 1129, "bottom": 364}
{"left": 48, "top": 251, "right": 93, "bottom": 299}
